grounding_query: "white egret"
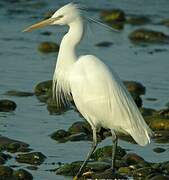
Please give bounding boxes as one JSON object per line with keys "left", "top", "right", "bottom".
{"left": 23, "top": 3, "right": 153, "bottom": 179}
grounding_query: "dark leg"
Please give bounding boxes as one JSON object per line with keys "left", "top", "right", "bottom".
{"left": 111, "top": 130, "right": 118, "bottom": 170}
{"left": 75, "top": 128, "right": 97, "bottom": 179}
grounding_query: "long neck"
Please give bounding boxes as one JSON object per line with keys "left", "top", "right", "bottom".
{"left": 55, "top": 17, "right": 84, "bottom": 73}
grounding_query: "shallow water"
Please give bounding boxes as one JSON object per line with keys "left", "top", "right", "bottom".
{"left": 0, "top": 0, "right": 169, "bottom": 179}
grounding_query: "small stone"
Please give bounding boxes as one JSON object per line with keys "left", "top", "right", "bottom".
{"left": 0, "top": 99, "right": 17, "bottom": 112}
{"left": 13, "top": 169, "right": 33, "bottom": 180}
{"left": 4, "top": 90, "right": 34, "bottom": 97}
{"left": 38, "top": 41, "right": 59, "bottom": 53}
{"left": 153, "top": 147, "right": 166, "bottom": 153}
{"left": 118, "top": 166, "right": 131, "bottom": 175}
{"left": 16, "top": 152, "right": 46, "bottom": 165}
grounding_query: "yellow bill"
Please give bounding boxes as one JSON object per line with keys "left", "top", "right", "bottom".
{"left": 23, "top": 17, "right": 61, "bottom": 32}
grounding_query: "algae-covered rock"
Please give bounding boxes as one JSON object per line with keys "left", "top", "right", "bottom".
{"left": 38, "top": 41, "right": 59, "bottom": 53}
{"left": 7, "top": 142, "right": 22, "bottom": 153}
{"left": 0, "top": 99, "right": 17, "bottom": 112}
{"left": 13, "top": 169, "right": 33, "bottom": 180}
{"left": 118, "top": 166, "right": 131, "bottom": 175}
{"left": 145, "top": 116, "right": 169, "bottom": 130}
{"left": 91, "top": 145, "right": 126, "bottom": 161}
{"left": 101, "top": 9, "right": 126, "bottom": 23}
{"left": 129, "top": 28, "right": 169, "bottom": 44}
{"left": 16, "top": 152, "right": 46, "bottom": 165}
{"left": 0, "top": 165, "right": 13, "bottom": 178}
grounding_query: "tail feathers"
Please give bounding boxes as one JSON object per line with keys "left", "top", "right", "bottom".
{"left": 127, "top": 123, "right": 153, "bottom": 146}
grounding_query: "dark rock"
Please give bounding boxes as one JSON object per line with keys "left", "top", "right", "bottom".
{"left": 153, "top": 147, "right": 166, "bottom": 153}
{"left": 129, "top": 28, "right": 169, "bottom": 44}
{"left": 122, "top": 153, "right": 145, "bottom": 165}
{"left": 47, "top": 97, "right": 68, "bottom": 115}
{"left": 127, "top": 16, "right": 151, "bottom": 25}
{"left": 158, "top": 108, "right": 169, "bottom": 117}
{"left": 34, "top": 80, "right": 52, "bottom": 97}
{"left": 7, "top": 142, "right": 22, "bottom": 153}
{"left": 0, "top": 165, "right": 13, "bottom": 178}
{"left": 149, "top": 175, "right": 169, "bottom": 180}
{"left": 130, "top": 92, "right": 142, "bottom": 108}
{"left": 66, "top": 133, "right": 90, "bottom": 142}
{"left": 154, "top": 130, "right": 169, "bottom": 143}
{"left": 26, "top": 166, "right": 38, "bottom": 170}
{"left": 16, "top": 152, "right": 46, "bottom": 165}
{"left": 95, "top": 41, "right": 113, "bottom": 47}
{"left": 38, "top": 41, "right": 59, "bottom": 53}
{"left": 140, "top": 107, "right": 156, "bottom": 117}
{"left": 101, "top": 9, "right": 126, "bottom": 23}
{"left": 68, "top": 121, "right": 91, "bottom": 135}
{"left": 0, "top": 136, "right": 29, "bottom": 151}
{"left": 0, "top": 99, "right": 17, "bottom": 112}
{"left": 123, "top": 81, "right": 145, "bottom": 95}
{"left": 50, "top": 129, "right": 70, "bottom": 142}
{"left": 13, "top": 169, "right": 33, "bottom": 180}
{"left": 91, "top": 145, "right": 126, "bottom": 161}
{"left": 4, "top": 90, "right": 34, "bottom": 97}
{"left": 40, "top": 31, "right": 52, "bottom": 36}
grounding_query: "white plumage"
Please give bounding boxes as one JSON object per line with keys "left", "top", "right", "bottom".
{"left": 68, "top": 55, "right": 152, "bottom": 146}
{"left": 23, "top": 3, "right": 153, "bottom": 178}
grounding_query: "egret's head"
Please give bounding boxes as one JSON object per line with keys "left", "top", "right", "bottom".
{"left": 23, "top": 3, "right": 80, "bottom": 32}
